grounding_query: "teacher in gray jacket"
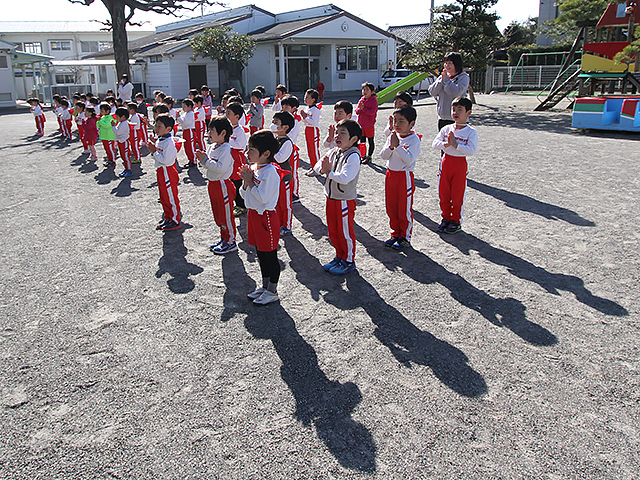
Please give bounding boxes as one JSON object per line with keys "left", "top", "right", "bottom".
{"left": 428, "top": 52, "right": 470, "bottom": 131}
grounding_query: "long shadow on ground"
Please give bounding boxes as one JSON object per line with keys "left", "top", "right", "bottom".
{"left": 467, "top": 179, "right": 595, "bottom": 226}
{"left": 218, "top": 249, "right": 376, "bottom": 471}
{"left": 155, "top": 224, "right": 203, "bottom": 293}
{"left": 283, "top": 231, "right": 487, "bottom": 398}
{"left": 353, "top": 221, "right": 557, "bottom": 347}
{"left": 413, "top": 210, "right": 627, "bottom": 317}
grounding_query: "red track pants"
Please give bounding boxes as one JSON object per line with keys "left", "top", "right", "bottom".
{"left": 117, "top": 140, "right": 131, "bottom": 170}
{"left": 276, "top": 180, "right": 292, "bottom": 230}
{"left": 385, "top": 170, "right": 415, "bottom": 241}
{"left": 183, "top": 129, "right": 196, "bottom": 162}
{"left": 439, "top": 154, "right": 467, "bottom": 224}
{"left": 208, "top": 179, "right": 237, "bottom": 243}
{"left": 305, "top": 126, "right": 320, "bottom": 167}
{"left": 157, "top": 165, "right": 181, "bottom": 224}
{"left": 326, "top": 198, "right": 356, "bottom": 263}
{"left": 102, "top": 140, "right": 116, "bottom": 162}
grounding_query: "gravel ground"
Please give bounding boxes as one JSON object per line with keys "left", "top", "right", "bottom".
{"left": 0, "top": 93, "right": 638, "bottom": 479}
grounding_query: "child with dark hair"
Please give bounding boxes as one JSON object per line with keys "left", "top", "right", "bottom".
{"left": 271, "top": 111, "right": 295, "bottom": 236}
{"left": 83, "top": 107, "right": 99, "bottom": 161}
{"left": 355, "top": 82, "right": 378, "bottom": 164}
{"left": 188, "top": 89, "right": 199, "bottom": 100}
{"left": 59, "top": 99, "right": 73, "bottom": 141}
{"left": 385, "top": 91, "right": 413, "bottom": 137}
{"left": 300, "top": 88, "right": 321, "bottom": 174}
{"left": 74, "top": 102, "right": 88, "bottom": 152}
{"left": 226, "top": 102, "right": 248, "bottom": 215}
{"left": 134, "top": 93, "right": 149, "bottom": 146}
{"left": 113, "top": 107, "right": 132, "bottom": 177}
{"left": 248, "top": 89, "right": 264, "bottom": 135}
{"left": 148, "top": 114, "right": 181, "bottom": 231}
{"left": 98, "top": 103, "right": 117, "bottom": 166}
{"left": 239, "top": 130, "right": 282, "bottom": 305}
{"left": 216, "top": 93, "right": 231, "bottom": 115}
{"left": 152, "top": 103, "right": 170, "bottom": 120}
{"left": 280, "top": 95, "right": 302, "bottom": 201}
{"left": 177, "top": 98, "right": 197, "bottom": 168}
{"left": 314, "top": 119, "right": 362, "bottom": 275}
{"left": 127, "top": 102, "right": 142, "bottom": 163}
{"left": 324, "top": 100, "right": 353, "bottom": 149}
{"left": 432, "top": 97, "right": 477, "bottom": 234}
{"left": 27, "top": 98, "right": 46, "bottom": 136}
{"left": 428, "top": 52, "right": 470, "bottom": 131}
{"left": 193, "top": 95, "right": 206, "bottom": 151}
{"left": 381, "top": 105, "right": 421, "bottom": 250}
{"left": 272, "top": 84, "right": 287, "bottom": 113}
{"left": 196, "top": 116, "right": 238, "bottom": 254}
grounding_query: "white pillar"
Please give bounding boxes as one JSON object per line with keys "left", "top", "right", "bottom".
{"left": 279, "top": 42, "right": 285, "bottom": 87}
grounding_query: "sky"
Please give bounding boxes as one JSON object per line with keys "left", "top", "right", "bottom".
{"left": 4, "top": 0, "right": 540, "bottom": 32}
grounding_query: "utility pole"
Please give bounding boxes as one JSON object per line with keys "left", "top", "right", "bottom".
{"left": 430, "top": 0, "right": 435, "bottom": 26}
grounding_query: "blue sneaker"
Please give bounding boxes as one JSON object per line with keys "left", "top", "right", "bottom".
{"left": 119, "top": 169, "right": 133, "bottom": 177}
{"left": 322, "top": 257, "right": 341, "bottom": 271}
{"left": 280, "top": 227, "right": 292, "bottom": 236}
{"left": 392, "top": 238, "right": 411, "bottom": 250}
{"left": 384, "top": 237, "right": 398, "bottom": 248}
{"left": 209, "top": 239, "right": 223, "bottom": 251}
{"left": 213, "top": 240, "right": 238, "bottom": 255}
{"left": 329, "top": 259, "right": 356, "bottom": 275}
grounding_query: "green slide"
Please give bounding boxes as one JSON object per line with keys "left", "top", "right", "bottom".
{"left": 376, "top": 72, "right": 430, "bottom": 105}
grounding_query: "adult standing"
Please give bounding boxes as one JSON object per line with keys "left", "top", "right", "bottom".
{"left": 428, "top": 52, "right": 470, "bottom": 131}
{"left": 118, "top": 74, "right": 134, "bottom": 103}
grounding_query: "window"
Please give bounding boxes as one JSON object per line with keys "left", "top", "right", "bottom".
{"left": 50, "top": 41, "right": 72, "bottom": 51}
{"left": 81, "top": 41, "right": 112, "bottom": 53}
{"left": 285, "top": 44, "right": 308, "bottom": 57}
{"left": 23, "top": 42, "right": 43, "bottom": 54}
{"left": 337, "top": 45, "right": 378, "bottom": 71}
{"left": 149, "top": 55, "right": 163, "bottom": 63}
{"left": 309, "top": 45, "right": 320, "bottom": 56}
{"left": 55, "top": 74, "right": 76, "bottom": 84}
{"left": 0, "top": 56, "right": 7, "bottom": 69}
{"left": 98, "top": 65, "right": 107, "bottom": 84}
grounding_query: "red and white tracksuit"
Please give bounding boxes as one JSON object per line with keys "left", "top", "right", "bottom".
{"left": 31, "top": 105, "right": 46, "bottom": 135}
{"left": 432, "top": 124, "right": 478, "bottom": 224}
{"left": 314, "top": 146, "right": 361, "bottom": 263}
{"left": 194, "top": 106, "right": 206, "bottom": 151}
{"left": 76, "top": 111, "right": 88, "bottom": 149}
{"left": 128, "top": 112, "right": 141, "bottom": 161}
{"left": 114, "top": 120, "right": 131, "bottom": 170}
{"left": 60, "top": 108, "right": 73, "bottom": 139}
{"left": 177, "top": 110, "right": 196, "bottom": 163}
{"left": 201, "top": 142, "right": 237, "bottom": 244}
{"left": 303, "top": 105, "right": 321, "bottom": 167}
{"left": 274, "top": 137, "right": 294, "bottom": 230}
{"left": 229, "top": 124, "right": 247, "bottom": 181}
{"left": 290, "top": 116, "right": 301, "bottom": 197}
{"left": 239, "top": 163, "right": 280, "bottom": 252}
{"left": 153, "top": 134, "right": 181, "bottom": 224}
{"left": 381, "top": 132, "right": 421, "bottom": 241}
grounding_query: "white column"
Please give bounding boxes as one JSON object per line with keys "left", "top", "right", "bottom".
{"left": 279, "top": 42, "right": 285, "bottom": 87}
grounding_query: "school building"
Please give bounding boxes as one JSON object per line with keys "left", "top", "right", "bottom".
{"left": 87, "top": 4, "right": 398, "bottom": 98}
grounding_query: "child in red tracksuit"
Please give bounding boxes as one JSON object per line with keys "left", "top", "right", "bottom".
{"left": 127, "top": 102, "right": 142, "bottom": 163}
{"left": 280, "top": 95, "right": 302, "bottom": 201}
{"left": 177, "top": 99, "right": 197, "bottom": 168}
{"left": 113, "top": 107, "right": 132, "bottom": 178}
{"left": 196, "top": 116, "right": 238, "bottom": 255}
{"left": 59, "top": 99, "right": 73, "bottom": 141}
{"left": 148, "top": 114, "right": 181, "bottom": 232}
{"left": 432, "top": 97, "right": 477, "bottom": 234}
{"left": 27, "top": 98, "right": 46, "bottom": 136}
{"left": 74, "top": 102, "right": 88, "bottom": 153}
{"left": 226, "top": 102, "right": 248, "bottom": 216}
{"left": 380, "top": 105, "right": 421, "bottom": 250}
{"left": 313, "top": 119, "right": 362, "bottom": 275}
{"left": 355, "top": 82, "right": 378, "bottom": 164}
{"left": 300, "top": 88, "right": 321, "bottom": 174}
{"left": 271, "top": 111, "right": 296, "bottom": 236}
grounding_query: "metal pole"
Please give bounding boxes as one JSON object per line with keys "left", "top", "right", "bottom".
{"left": 430, "top": 0, "right": 435, "bottom": 25}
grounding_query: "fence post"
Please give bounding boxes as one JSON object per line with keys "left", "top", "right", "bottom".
{"left": 486, "top": 65, "right": 493, "bottom": 92}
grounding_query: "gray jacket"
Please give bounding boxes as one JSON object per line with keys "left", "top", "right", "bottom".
{"left": 428, "top": 71, "right": 470, "bottom": 120}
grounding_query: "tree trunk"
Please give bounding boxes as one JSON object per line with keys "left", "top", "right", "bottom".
{"left": 102, "top": 0, "right": 130, "bottom": 80}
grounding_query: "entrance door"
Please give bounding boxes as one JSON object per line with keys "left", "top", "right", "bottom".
{"left": 310, "top": 58, "right": 320, "bottom": 89}
{"left": 288, "top": 59, "right": 309, "bottom": 92}
{"left": 188, "top": 65, "right": 207, "bottom": 90}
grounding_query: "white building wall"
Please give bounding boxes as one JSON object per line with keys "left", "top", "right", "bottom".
{"left": 151, "top": 48, "right": 219, "bottom": 100}
{"left": 146, "top": 59, "right": 172, "bottom": 98}
{"left": 0, "top": 51, "right": 14, "bottom": 107}
{"left": 245, "top": 43, "right": 274, "bottom": 94}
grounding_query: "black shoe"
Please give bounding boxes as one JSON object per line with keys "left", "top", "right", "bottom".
{"left": 384, "top": 237, "right": 398, "bottom": 247}
{"left": 444, "top": 221, "right": 461, "bottom": 234}
{"left": 160, "top": 220, "right": 181, "bottom": 231}
{"left": 436, "top": 219, "right": 450, "bottom": 233}
{"left": 392, "top": 237, "right": 411, "bottom": 250}
{"left": 156, "top": 218, "right": 168, "bottom": 230}
{"left": 182, "top": 162, "right": 197, "bottom": 169}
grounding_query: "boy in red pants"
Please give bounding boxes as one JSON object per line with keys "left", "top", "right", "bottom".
{"left": 432, "top": 97, "right": 477, "bottom": 234}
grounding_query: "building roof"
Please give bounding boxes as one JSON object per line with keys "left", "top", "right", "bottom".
{"left": 251, "top": 10, "right": 396, "bottom": 42}
{"left": 85, "top": 14, "right": 250, "bottom": 59}
{"left": 0, "top": 21, "right": 153, "bottom": 34}
{"left": 388, "top": 23, "right": 430, "bottom": 45}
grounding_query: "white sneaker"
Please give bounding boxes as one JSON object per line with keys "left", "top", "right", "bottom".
{"left": 247, "top": 287, "right": 266, "bottom": 299}
{"left": 253, "top": 290, "right": 279, "bottom": 305}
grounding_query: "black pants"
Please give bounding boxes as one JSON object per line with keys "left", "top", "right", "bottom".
{"left": 360, "top": 136, "right": 375, "bottom": 157}
{"left": 232, "top": 179, "right": 245, "bottom": 208}
{"left": 257, "top": 249, "right": 280, "bottom": 284}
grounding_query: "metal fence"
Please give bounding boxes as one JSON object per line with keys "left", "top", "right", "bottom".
{"left": 490, "top": 65, "right": 581, "bottom": 92}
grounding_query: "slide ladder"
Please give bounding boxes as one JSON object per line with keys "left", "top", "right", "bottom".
{"left": 377, "top": 72, "right": 429, "bottom": 105}
{"left": 534, "top": 69, "right": 581, "bottom": 111}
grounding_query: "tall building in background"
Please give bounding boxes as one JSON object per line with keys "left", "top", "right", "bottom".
{"left": 537, "top": 0, "right": 559, "bottom": 46}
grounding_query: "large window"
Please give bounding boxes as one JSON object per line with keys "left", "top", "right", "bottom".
{"left": 22, "top": 42, "right": 43, "bottom": 54}
{"left": 50, "top": 41, "right": 72, "bottom": 51}
{"left": 0, "top": 56, "right": 7, "bottom": 69}
{"left": 337, "top": 45, "right": 378, "bottom": 71}
{"left": 55, "top": 74, "right": 76, "bottom": 84}
{"left": 80, "top": 41, "right": 112, "bottom": 53}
